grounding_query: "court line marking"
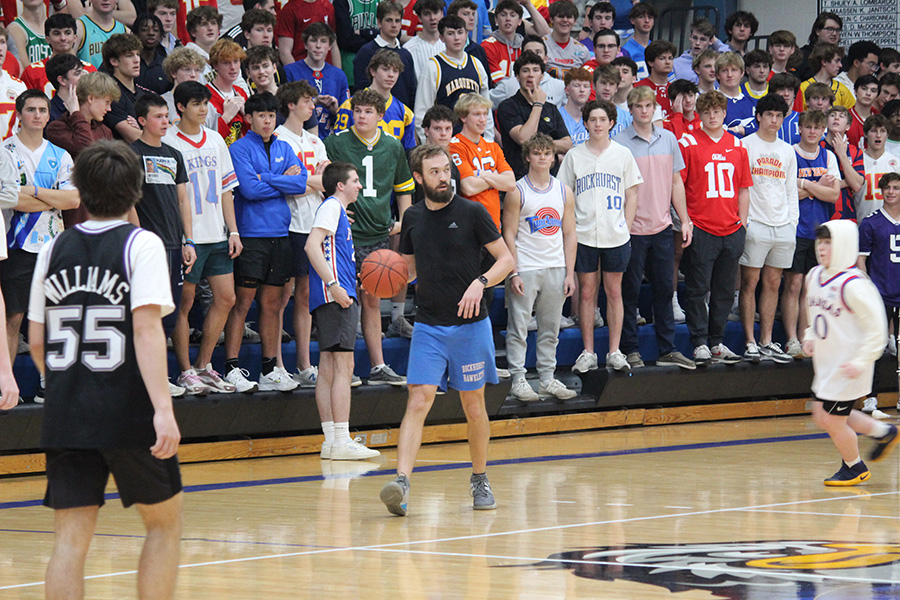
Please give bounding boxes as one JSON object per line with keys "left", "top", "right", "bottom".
{"left": 0, "top": 431, "right": 830, "bottom": 511}
{"left": 362, "top": 548, "right": 900, "bottom": 586}
{"left": 748, "top": 509, "right": 900, "bottom": 520}
{"left": 3, "top": 488, "right": 899, "bottom": 591}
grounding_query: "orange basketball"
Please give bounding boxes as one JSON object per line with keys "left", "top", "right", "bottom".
{"left": 360, "top": 249, "right": 409, "bottom": 298}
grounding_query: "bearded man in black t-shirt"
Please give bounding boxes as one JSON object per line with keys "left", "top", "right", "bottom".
{"left": 379, "top": 144, "right": 514, "bottom": 517}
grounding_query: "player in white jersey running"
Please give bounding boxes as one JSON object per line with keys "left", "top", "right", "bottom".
{"left": 502, "top": 132, "right": 577, "bottom": 401}
{"left": 275, "top": 81, "right": 329, "bottom": 388}
{"left": 803, "top": 220, "right": 899, "bottom": 486}
{"left": 163, "top": 81, "right": 242, "bottom": 395}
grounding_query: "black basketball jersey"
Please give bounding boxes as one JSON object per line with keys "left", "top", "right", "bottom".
{"left": 40, "top": 223, "right": 156, "bottom": 450}
{"left": 432, "top": 52, "right": 484, "bottom": 111}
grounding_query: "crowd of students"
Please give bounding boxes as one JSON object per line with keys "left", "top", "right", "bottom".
{"left": 1, "top": 0, "right": 899, "bottom": 420}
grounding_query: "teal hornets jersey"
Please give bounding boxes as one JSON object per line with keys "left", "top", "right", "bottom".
{"left": 77, "top": 16, "right": 127, "bottom": 69}
{"left": 323, "top": 127, "right": 415, "bottom": 245}
{"left": 334, "top": 91, "right": 416, "bottom": 151}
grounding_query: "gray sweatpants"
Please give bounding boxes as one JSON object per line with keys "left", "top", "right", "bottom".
{"left": 505, "top": 267, "right": 567, "bottom": 381}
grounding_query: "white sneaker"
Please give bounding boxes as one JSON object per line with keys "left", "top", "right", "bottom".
{"left": 572, "top": 350, "right": 598, "bottom": 373}
{"left": 195, "top": 363, "right": 237, "bottom": 393}
{"left": 785, "top": 338, "right": 805, "bottom": 359}
{"left": 559, "top": 315, "right": 577, "bottom": 329}
{"left": 176, "top": 368, "right": 212, "bottom": 396}
{"left": 295, "top": 365, "right": 318, "bottom": 388}
{"left": 862, "top": 396, "right": 878, "bottom": 413}
{"left": 710, "top": 343, "right": 742, "bottom": 365}
{"left": 672, "top": 295, "right": 685, "bottom": 323}
{"left": 259, "top": 367, "right": 299, "bottom": 392}
{"left": 225, "top": 366, "right": 258, "bottom": 393}
{"left": 168, "top": 381, "right": 185, "bottom": 397}
{"left": 605, "top": 349, "right": 631, "bottom": 372}
{"left": 693, "top": 344, "right": 712, "bottom": 366}
{"left": 594, "top": 308, "right": 604, "bottom": 328}
{"left": 330, "top": 438, "right": 380, "bottom": 460}
{"left": 539, "top": 378, "right": 577, "bottom": 399}
{"left": 510, "top": 377, "right": 539, "bottom": 401}
{"left": 320, "top": 441, "right": 331, "bottom": 460}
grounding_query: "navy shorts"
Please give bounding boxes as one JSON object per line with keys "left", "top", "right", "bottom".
{"left": 289, "top": 232, "right": 310, "bottom": 277}
{"left": 407, "top": 317, "right": 498, "bottom": 391}
{"left": 44, "top": 448, "right": 182, "bottom": 509}
{"left": 575, "top": 241, "right": 632, "bottom": 274}
{"left": 185, "top": 240, "right": 233, "bottom": 284}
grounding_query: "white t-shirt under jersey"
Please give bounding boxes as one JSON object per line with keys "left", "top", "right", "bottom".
{"left": 274, "top": 124, "right": 329, "bottom": 234}
{"left": 162, "top": 125, "right": 237, "bottom": 244}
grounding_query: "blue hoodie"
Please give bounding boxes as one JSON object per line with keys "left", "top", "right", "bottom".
{"left": 229, "top": 130, "right": 308, "bottom": 237}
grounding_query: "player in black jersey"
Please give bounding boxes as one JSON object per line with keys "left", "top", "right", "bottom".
{"left": 28, "top": 140, "right": 183, "bottom": 600}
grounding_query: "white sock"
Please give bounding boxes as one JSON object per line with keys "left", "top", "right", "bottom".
{"left": 391, "top": 302, "right": 404, "bottom": 321}
{"left": 334, "top": 422, "right": 351, "bottom": 443}
{"left": 322, "top": 421, "right": 334, "bottom": 444}
{"left": 871, "top": 422, "right": 891, "bottom": 438}
{"left": 846, "top": 456, "right": 861, "bottom": 467}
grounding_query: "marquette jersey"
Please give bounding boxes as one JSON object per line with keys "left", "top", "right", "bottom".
{"left": 308, "top": 196, "right": 356, "bottom": 311}
{"left": 334, "top": 92, "right": 415, "bottom": 151}
{"left": 161, "top": 126, "right": 237, "bottom": 244}
{"left": 0, "top": 70, "right": 26, "bottom": 139}
{"left": 12, "top": 17, "right": 50, "bottom": 64}
{"left": 5, "top": 136, "right": 74, "bottom": 252}
{"left": 283, "top": 61, "right": 349, "bottom": 140}
{"left": 515, "top": 175, "right": 566, "bottom": 270}
{"left": 77, "top": 15, "right": 127, "bottom": 69}
{"left": 274, "top": 124, "right": 328, "bottom": 234}
{"left": 806, "top": 266, "right": 881, "bottom": 400}
{"left": 207, "top": 83, "right": 249, "bottom": 146}
{"left": 431, "top": 52, "right": 485, "bottom": 110}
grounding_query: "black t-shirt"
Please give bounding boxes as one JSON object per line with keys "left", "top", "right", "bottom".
{"left": 106, "top": 79, "right": 150, "bottom": 139}
{"left": 497, "top": 90, "right": 569, "bottom": 179}
{"left": 413, "top": 162, "right": 462, "bottom": 204}
{"left": 399, "top": 196, "right": 501, "bottom": 326}
{"left": 131, "top": 139, "right": 188, "bottom": 250}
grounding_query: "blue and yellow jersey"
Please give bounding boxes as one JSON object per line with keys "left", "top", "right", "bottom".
{"left": 334, "top": 90, "right": 416, "bottom": 151}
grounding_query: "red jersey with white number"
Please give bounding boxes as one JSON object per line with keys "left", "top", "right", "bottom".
{"left": 177, "top": 0, "right": 218, "bottom": 45}
{"left": 401, "top": 0, "right": 420, "bottom": 38}
{"left": 481, "top": 35, "right": 520, "bottom": 84}
{"left": 449, "top": 133, "right": 512, "bottom": 228}
{"left": 206, "top": 82, "right": 248, "bottom": 146}
{"left": 0, "top": 70, "right": 25, "bottom": 139}
{"left": 679, "top": 129, "right": 753, "bottom": 236}
{"left": 634, "top": 77, "right": 671, "bottom": 120}
{"left": 273, "top": 0, "right": 335, "bottom": 63}
{"left": 22, "top": 59, "right": 95, "bottom": 97}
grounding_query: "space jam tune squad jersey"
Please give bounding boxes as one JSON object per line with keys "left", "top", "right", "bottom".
{"left": 514, "top": 175, "right": 566, "bottom": 270}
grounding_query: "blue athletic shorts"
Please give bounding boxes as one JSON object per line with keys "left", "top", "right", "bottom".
{"left": 407, "top": 317, "right": 498, "bottom": 391}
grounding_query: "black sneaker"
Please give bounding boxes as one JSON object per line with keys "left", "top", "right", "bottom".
{"left": 870, "top": 425, "right": 900, "bottom": 462}
{"left": 824, "top": 461, "right": 870, "bottom": 486}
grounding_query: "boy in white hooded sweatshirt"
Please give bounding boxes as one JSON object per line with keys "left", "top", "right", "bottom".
{"left": 803, "top": 219, "right": 899, "bottom": 486}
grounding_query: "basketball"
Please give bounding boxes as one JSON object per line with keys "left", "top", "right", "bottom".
{"left": 360, "top": 249, "right": 408, "bottom": 298}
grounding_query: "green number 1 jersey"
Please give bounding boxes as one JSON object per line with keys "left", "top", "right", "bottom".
{"left": 323, "top": 127, "right": 414, "bottom": 246}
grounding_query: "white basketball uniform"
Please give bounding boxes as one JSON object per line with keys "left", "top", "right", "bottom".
{"left": 515, "top": 175, "right": 567, "bottom": 271}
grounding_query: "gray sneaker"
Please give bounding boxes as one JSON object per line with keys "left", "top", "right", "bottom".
{"left": 744, "top": 341, "right": 762, "bottom": 363}
{"left": 605, "top": 349, "right": 631, "bottom": 372}
{"left": 368, "top": 365, "right": 407, "bottom": 386}
{"left": 470, "top": 472, "right": 497, "bottom": 510}
{"left": 759, "top": 342, "right": 792, "bottom": 364}
{"left": 539, "top": 378, "right": 577, "bottom": 399}
{"left": 625, "top": 351, "right": 644, "bottom": 368}
{"left": 386, "top": 316, "right": 414, "bottom": 338}
{"left": 656, "top": 351, "right": 696, "bottom": 370}
{"left": 294, "top": 366, "right": 318, "bottom": 387}
{"left": 351, "top": 374, "right": 362, "bottom": 387}
{"left": 380, "top": 474, "right": 410, "bottom": 516}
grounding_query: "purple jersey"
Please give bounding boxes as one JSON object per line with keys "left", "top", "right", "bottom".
{"left": 858, "top": 209, "right": 900, "bottom": 307}
{"left": 284, "top": 61, "right": 350, "bottom": 140}
{"left": 724, "top": 92, "right": 757, "bottom": 134}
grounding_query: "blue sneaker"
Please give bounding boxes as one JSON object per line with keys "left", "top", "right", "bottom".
{"left": 824, "top": 461, "right": 870, "bottom": 486}
{"left": 380, "top": 475, "right": 410, "bottom": 516}
{"left": 870, "top": 425, "right": 900, "bottom": 462}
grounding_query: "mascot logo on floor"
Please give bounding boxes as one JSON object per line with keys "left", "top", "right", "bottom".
{"left": 518, "top": 541, "right": 900, "bottom": 599}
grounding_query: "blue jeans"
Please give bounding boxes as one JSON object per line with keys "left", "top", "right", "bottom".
{"left": 621, "top": 227, "right": 675, "bottom": 356}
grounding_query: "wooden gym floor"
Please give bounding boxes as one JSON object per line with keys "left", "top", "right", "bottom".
{"left": 2, "top": 414, "right": 900, "bottom": 599}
